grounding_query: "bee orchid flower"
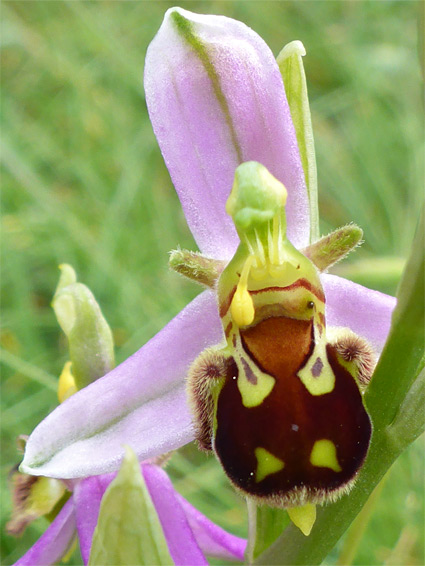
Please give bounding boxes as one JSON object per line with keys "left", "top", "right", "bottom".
{"left": 20, "top": 7, "right": 395, "bottom": 483}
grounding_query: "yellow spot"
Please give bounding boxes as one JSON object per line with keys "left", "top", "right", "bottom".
{"left": 310, "top": 439, "right": 342, "bottom": 472}
{"left": 287, "top": 504, "right": 316, "bottom": 536}
{"left": 237, "top": 366, "right": 275, "bottom": 408}
{"left": 234, "top": 340, "right": 275, "bottom": 408}
{"left": 255, "top": 447, "right": 284, "bottom": 482}
{"left": 297, "top": 334, "right": 335, "bottom": 395}
{"left": 231, "top": 255, "right": 255, "bottom": 326}
{"left": 57, "top": 361, "right": 77, "bottom": 403}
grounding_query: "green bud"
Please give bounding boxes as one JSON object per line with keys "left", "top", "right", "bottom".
{"left": 89, "top": 447, "right": 172, "bottom": 566}
{"left": 52, "top": 264, "right": 115, "bottom": 390}
{"left": 7, "top": 471, "right": 66, "bottom": 536}
{"left": 277, "top": 41, "right": 318, "bottom": 243}
{"left": 55, "top": 263, "right": 77, "bottom": 291}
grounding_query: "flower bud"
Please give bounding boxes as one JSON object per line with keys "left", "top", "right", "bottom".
{"left": 52, "top": 264, "right": 115, "bottom": 390}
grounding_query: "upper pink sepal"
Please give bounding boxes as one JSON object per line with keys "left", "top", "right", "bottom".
{"left": 145, "top": 7, "right": 309, "bottom": 258}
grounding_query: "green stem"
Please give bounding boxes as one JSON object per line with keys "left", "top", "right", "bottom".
{"left": 245, "top": 498, "right": 257, "bottom": 565}
{"left": 337, "top": 476, "right": 386, "bottom": 565}
{"left": 246, "top": 498, "right": 290, "bottom": 564}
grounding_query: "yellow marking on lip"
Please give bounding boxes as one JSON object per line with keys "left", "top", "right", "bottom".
{"left": 237, "top": 367, "right": 275, "bottom": 408}
{"left": 235, "top": 335, "right": 275, "bottom": 408}
{"left": 297, "top": 335, "right": 335, "bottom": 395}
{"left": 255, "top": 447, "right": 284, "bottom": 482}
{"left": 310, "top": 439, "right": 342, "bottom": 472}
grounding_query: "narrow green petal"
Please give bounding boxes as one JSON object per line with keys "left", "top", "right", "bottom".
{"left": 169, "top": 249, "right": 226, "bottom": 288}
{"left": 277, "top": 41, "right": 319, "bottom": 243}
{"left": 302, "top": 224, "right": 363, "bottom": 271}
{"left": 89, "top": 447, "right": 173, "bottom": 566}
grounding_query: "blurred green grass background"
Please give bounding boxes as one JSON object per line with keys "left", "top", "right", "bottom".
{"left": 1, "top": 1, "right": 423, "bottom": 565}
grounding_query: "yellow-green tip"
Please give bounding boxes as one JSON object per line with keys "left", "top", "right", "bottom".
{"left": 56, "top": 264, "right": 77, "bottom": 293}
{"left": 277, "top": 39, "right": 306, "bottom": 63}
{"left": 287, "top": 504, "right": 317, "bottom": 536}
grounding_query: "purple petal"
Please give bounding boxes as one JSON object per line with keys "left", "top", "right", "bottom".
{"left": 14, "top": 499, "right": 76, "bottom": 566}
{"left": 178, "top": 494, "right": 246, "bottom": 561}
{"left": 322, "top": 274, "right": 396, "bottom": 353}
{"left": 145, "top": 8, "right": 309, "bottom": 259}
{"left": 142, "top": 464, "right": 207, "bottom": 566}
{"left": 74, "top": 474, "right": 115, "bottom": 565}
{"left": 21, "top": 291, "right": 223, "bottom": 479}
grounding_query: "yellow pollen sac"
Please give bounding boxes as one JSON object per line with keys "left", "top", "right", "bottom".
{"left": 231, "top": 287, "right": 254, "bottom": 327}
{"left": 287, "top": 504, "right": 317, "bottom": 536}
{"left": 310, "top": 439, "right": 342, "bottom": 472}
{"left": 231, "top": 255, "right": 255, "bottom": 327}
{"left": 255, "top": 447, "right": 284, "bottom": 482}
{"left": 57, "top": 361, "right": 77, "bottom": 403}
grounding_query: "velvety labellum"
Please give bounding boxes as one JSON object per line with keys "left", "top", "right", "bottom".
{"left": 214, "top": 283, "right": 372, "bottom": 506}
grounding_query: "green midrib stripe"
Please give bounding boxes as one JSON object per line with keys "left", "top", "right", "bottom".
{"left": 171, "top": 11, "right": 243, "bottom": 163}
